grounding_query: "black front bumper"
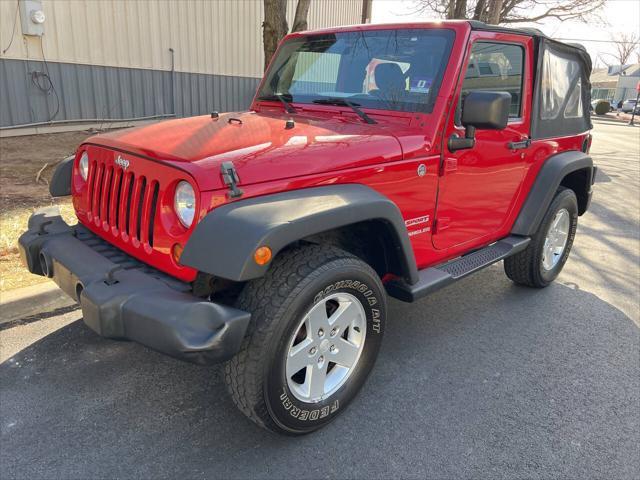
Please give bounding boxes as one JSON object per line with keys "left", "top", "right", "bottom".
{"left": 18, "top": 207, "right": 250, "bottom": 365}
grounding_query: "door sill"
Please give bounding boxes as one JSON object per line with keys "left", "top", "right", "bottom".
{"left": 386, "top": 235, "right": 530, "bottom": 302}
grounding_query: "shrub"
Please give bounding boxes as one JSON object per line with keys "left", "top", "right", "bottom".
{"left": 594, "top": 100, "right": 610, "bottom": 115}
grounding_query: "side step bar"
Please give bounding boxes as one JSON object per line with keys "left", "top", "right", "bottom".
{"left": 386, "top": 235, "right": 530, "bottom": 302}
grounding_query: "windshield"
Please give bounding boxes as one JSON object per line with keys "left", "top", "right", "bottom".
{"left": 258, "top": 28, "right": 455, "bottom": 114}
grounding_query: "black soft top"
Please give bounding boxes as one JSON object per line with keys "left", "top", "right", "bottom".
{"left": 469, "top": 20, "right": 592, "bottom": 138}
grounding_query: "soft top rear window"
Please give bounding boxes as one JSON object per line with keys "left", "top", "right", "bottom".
{"left": 258, "top": 29, "right": 455, "bottom": 114}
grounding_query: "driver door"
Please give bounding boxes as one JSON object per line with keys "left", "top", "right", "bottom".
{"left": 433, "top": 34, "right": 533, "bottom": 251}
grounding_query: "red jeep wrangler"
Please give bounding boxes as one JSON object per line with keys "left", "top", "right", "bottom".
{"left": 20, "top": 21, "right": 595, "bottom": 434}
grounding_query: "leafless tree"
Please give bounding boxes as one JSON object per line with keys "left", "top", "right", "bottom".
{"left": 263, "top": 0, "right": 311, "bottom": 71}
{"left": 413, "top": 0, "right": 605, "bottom": 24}
{"left": 610, "top": 32, "right": 639, "bottom": 66}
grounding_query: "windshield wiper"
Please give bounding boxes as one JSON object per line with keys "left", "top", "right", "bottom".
{"left": 312, "top": 98, "right": 376, "bottom": 124}
{"left": 257, "top": 93, "right": 297, "bottom": 114}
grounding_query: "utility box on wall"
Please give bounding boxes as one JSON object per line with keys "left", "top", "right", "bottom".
{"left": 19, "top": 0, "right": 45, "bottom": 37}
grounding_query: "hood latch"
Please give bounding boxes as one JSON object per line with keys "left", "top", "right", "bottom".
{"left": 220, "top": 161, "right": 243, "bottom": 199}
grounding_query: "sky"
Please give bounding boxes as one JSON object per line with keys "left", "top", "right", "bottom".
{"left": 371, "top": 0, "right": 640, "bottom": 69}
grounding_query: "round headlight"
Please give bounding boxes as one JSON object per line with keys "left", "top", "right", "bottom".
{"left": 79, "top": 152, "right": 89, "bottom": 181}
{"left": 174, "top": 181, "right": 196, "bottom": 228}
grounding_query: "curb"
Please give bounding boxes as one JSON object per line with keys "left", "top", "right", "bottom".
{"left": 0, "top": 281, "right": 76, "bottom": 326}
{"left": 592, "top": 115, "right": 637, "bottom": 126}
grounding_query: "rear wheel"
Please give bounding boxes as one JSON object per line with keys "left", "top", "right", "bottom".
{"left": 504, "top": 187, "right": 578, "bottom": 287}
{"left": 224, "top": 244, "right": 386, "bottom": 435}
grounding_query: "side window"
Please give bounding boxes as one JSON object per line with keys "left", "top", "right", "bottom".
{"left": 539, "top": 49, "right": 584, "bottom": 120}
{"left": 460, "top": 42, "right": 524, "bottom": 119}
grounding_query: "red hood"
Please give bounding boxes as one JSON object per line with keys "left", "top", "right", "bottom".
{"left": 85, "top": 111, "right": 407, "bottom": 191}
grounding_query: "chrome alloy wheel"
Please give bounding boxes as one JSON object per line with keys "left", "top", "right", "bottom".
{"left": 542, "top": 208, "right": 570, "bottom": 271}
{"left": 285, "top": 292, "right": 367, "bottom": 403}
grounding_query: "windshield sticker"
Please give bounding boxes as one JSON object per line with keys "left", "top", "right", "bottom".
{"left": 410, "top": 77, "right": 432, "bottom": 93}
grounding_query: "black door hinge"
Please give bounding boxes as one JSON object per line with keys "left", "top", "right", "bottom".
{"left": 220, "top": 161, "right": 243, "bottom": 198}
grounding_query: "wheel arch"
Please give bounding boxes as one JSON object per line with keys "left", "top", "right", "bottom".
{"left": 512, "top": 150, "right": 594, "bottom": 236}
{"left": 180, "top": 185, "right": 419, "bottom": 284}
{"left": 301, "top": 218, "right": 409, "bottom": 282}
{"left": 559, "top": 167, "right": 592, "bottom": 215}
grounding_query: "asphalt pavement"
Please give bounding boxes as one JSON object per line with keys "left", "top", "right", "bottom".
{"left": 1, "top": 120, "right": 638, "bottom": 479}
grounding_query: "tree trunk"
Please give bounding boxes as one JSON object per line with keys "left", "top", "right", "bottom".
{"left": 446, "top": 0, "right": 455, "bottom": 18}
{"left": 263, "top": 0, "right": 288, "bottom": 71}
{"left": 291, "top": 0, "right": 311, "bottom": 32}
{"left": 486, "top": 0, "right": 503, "bottom": 24}
{"left": 472, "top": 0, "right": 486, "bottom": 21}
{"left": 453, "top": 0, "right": 468, "bottom": 19}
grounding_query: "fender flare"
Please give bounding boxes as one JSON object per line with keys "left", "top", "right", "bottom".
{"left": 49, "top": 155, "right": 74, "bottom": 197}
{"left": 180, "top": 184, "right": 419, "bottom": 284}
{"left": 512, "top": 150, "right": 593, "bottom": 236}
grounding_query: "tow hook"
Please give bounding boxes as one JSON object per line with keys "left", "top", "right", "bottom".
{"left": 104, "top": 265, "right": 124, "bottom": 285}
{"left": 37, "top": 220, "right": 53, "bottom": 236}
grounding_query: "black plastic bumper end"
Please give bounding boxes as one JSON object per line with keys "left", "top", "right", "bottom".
{"left": 18, "top": 208, "right": 250, "bottom": 365}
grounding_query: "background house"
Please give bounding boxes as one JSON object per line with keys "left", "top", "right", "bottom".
{"left": 0, "top": 0, "right": 369, "bottom": 132}
{"left": 591, "top": 64, "right": 640, "bottom": 105}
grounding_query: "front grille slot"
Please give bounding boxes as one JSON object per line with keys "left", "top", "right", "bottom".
{"left": 123, "top": 172, "right": 134, "bottom": 235}
{"left": 102, "top": 166, "right": 113, "bottom": 224}
{"left": 93, "top": 163, "right": 105, "bottom": 219}
{"left": 113, "top": 170, "right": 124, "bottom": 228}
{"left": 136, "top": 177, "right": 147, "bottom": 241}
{"left": 148, "top": 182, "right": 160, "bottom": 247}
{"left": 86, "top": 159, "right": 158, "bottom": 249}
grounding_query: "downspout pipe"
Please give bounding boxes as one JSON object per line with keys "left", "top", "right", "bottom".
{"left": 169, "top": 47, "right": 176, "bottom": 116}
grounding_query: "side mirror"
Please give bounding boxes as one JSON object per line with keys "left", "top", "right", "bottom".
{"left": 448, "top": 91, "right": 511, "bottom": 152}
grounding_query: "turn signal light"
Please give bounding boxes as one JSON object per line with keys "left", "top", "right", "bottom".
{"left": 254, "top": 246, "right": 272, "bottom": 265}
{"left": 172, "top": 243, "right": 184, "bottom": 264}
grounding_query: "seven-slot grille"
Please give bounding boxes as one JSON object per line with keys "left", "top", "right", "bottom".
{"left": 86, "top": 158, "right": 160, "bottom": 248}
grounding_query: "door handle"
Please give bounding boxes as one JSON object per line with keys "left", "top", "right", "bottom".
{"left": 508, "top": 139, "right": 531, "bottom": 150}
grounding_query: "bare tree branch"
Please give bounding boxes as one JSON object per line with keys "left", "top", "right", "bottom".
{"left": 609, "top": 32, "right": 639, "bottom": 66}
{"left": 413, "top": 0, "right": 605, "bottom": 24}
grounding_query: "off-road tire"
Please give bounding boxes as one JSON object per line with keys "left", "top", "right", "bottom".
{"left": 504, "top": 187, "right": 578, "bottom": 287}
{"left": 224, "top": 244, "right": 386, "bottom": 435}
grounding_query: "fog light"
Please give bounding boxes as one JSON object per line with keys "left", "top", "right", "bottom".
{"left": 172, "top": 243, "right": 184, "bottom": 264}
{"left": 254, "top": 246, "right": 272, "bottom": 265}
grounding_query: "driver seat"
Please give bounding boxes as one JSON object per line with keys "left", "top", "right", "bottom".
{"left": 370, "top": 63, "right": 407, "bottom": 104}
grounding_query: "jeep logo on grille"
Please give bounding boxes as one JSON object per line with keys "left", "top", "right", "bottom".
{"left": 115, "top": 155, "right": 130, "bottom": 170}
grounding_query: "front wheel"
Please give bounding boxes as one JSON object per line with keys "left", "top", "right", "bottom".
{"left": 504, "top": 187, "right": 578, "bottom": 287}
{"left": 224, "top": 244, "right": 386, "bottom": 435}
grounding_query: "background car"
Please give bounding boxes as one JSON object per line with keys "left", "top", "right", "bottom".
{"left": 621, "top": 99, "right": 638, "bottom": 113}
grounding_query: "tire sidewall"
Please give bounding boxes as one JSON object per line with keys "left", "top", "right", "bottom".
{"left": 263, "top": 262, "right": 385, "bottom": 434}
{"left": 536, "top": 189, "right": 578, "bottom": 284}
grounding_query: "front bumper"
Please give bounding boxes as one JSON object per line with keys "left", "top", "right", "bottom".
{"left": 18, "top": 207, "right": 250, "bottom": 365}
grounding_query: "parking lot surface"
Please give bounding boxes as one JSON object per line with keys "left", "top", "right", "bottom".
{"left": 1, "top": 120, "right": 638, "bottom": 479}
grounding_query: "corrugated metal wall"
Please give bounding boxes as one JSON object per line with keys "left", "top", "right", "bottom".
{"left": 0, "top": 0, "right": 363, "bottom": 77}
{"left": 0, "top": 58, "right": 263, "bottom": 127}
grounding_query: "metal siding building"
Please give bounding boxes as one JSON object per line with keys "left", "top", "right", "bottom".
{"left": 0, "top": 0, "right": 367, "bottom": 129}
